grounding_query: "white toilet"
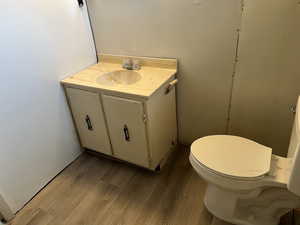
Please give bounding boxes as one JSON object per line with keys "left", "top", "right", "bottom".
{"left": 190, "top": 97, "right": 300, "bottom": 225}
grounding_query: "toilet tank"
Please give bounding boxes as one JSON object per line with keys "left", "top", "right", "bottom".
{"left": 287, "top": 97, "right": 300, "bottom": 196}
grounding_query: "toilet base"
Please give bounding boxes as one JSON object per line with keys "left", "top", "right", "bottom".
{"left": 204, "top": 183, "right": 300, "bottom": 225}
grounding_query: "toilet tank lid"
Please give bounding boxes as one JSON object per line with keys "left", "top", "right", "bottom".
{"left": 191, "top": 135, "right": 272, "bottom": 178}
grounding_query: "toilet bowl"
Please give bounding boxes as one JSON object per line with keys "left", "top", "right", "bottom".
{"left": 190, "top": 97, "right": 300, "bottom": 225}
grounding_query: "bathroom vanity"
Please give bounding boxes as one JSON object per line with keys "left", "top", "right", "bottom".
{"left": 61, "top": 54, "right": 178, "bottom": 170}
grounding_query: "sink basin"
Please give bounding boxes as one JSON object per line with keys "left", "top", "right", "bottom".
{"left": 96, "top": 70, "right": 141, "bottom": 86}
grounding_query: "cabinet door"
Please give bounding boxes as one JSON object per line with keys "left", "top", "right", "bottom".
{"left": 102, "top": 95, "right": 149, "bottom": 167}
{"left": 66, "top": 88, "right": 112, "bottom": 155}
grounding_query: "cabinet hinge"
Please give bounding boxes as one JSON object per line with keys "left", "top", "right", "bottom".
{"left": 143, "top": 114, "right": 147, "bottom": 123}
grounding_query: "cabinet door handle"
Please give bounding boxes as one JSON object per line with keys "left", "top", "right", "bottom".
{"left": 78, "top": 0, "right": 84, "bottom": 7}
{"left": 123, "top": 125, "right": 130, "bottom": 142}
{"left": 85, "top": 115, "right": 93, "bottom": 131}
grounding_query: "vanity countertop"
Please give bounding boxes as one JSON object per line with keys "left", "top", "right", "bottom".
{"left": 61, "top": 54, "right": 177, "bottom": 99}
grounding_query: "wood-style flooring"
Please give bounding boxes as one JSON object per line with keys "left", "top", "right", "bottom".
{"left": 8, "top": 147, "right": 292, "bottom": 225}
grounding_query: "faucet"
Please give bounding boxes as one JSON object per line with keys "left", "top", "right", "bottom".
{"left": 122, "top": 59, "right": 141, "bottom": 70}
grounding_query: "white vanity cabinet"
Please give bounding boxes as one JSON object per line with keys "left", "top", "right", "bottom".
{"left": 65, "top": 88, "right": 112, "bottom": 155}
{"left": 102, "top": 95, "right": 149, "bottom": 167}
{"left": 64, "top": 80, "right": 177, "bottom": 170}
{"left": 62, "top": 54, "right": 178, "bottom": 170}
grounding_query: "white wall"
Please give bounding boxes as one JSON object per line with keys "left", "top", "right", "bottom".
{"left": 0, "top": 0, "right": 96, "bottom": 212}
{"left": 88, "top": 0, "right": 300, "bottom": 155}
{"left": 87, "top": 0, "right": 242, "bottom": 144}
{"left": 229, "top": 0, "right": 300, "bottom": 156}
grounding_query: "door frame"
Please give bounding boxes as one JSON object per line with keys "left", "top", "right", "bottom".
{"left": 0, "top": 194, "right": 14, "bottom": 222}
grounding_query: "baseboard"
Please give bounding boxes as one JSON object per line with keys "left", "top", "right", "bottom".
{"left": 295, "top": 209, "right": 300, "bottom": 224}
{"left": 0, "top": 194, "right": 14, "bottom": 222}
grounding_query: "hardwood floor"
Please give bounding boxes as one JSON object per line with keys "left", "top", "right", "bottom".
{"left": 7, "top": 147, "right": 293, "bottom": 225}
{"left": 9, "top": 148, "right": 213, "bottom": 225}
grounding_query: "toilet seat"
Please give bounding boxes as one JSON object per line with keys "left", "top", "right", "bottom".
{"left": 191, "top": 135, "right": 272, "bottom": 179}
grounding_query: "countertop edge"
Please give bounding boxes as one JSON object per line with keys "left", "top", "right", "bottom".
{"left": 61, "top": 70, "right": 177, "bottom": 100}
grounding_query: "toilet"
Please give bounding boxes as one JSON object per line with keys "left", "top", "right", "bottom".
{"left": 190, "top": 97, "right": 300, "bottom": 225}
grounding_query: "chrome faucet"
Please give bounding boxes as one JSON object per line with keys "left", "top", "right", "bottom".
{"left": 122, "top": 59, "right": 141, "bottom": 70}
